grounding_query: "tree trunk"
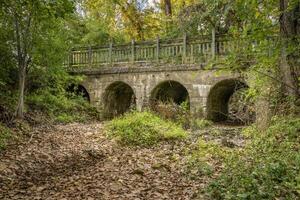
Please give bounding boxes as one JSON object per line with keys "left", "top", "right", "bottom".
{"left": 16, "top": 64, "right": 26, "bottom": 119}
{"left": 279, "top": 0, "right": 300, "bottom": 97}
{"left": 163, "top": 0, "right": 172, "bottom": 16}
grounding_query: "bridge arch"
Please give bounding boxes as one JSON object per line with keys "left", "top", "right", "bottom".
{"left": 67, "top": 84, "right": 90, "bottom": 102}
{"left": 150, "top": 80, "right": 190, "bottom": 108}
{"left": 206, "top": 78, "right": 249, "bottom": 122}
{"left": 103, "top": 81, "right": 136, "bottom": 119}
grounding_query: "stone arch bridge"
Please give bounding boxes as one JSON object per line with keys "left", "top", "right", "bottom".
{"left": 67, "top": 34, "right": 266, "bottom": 121}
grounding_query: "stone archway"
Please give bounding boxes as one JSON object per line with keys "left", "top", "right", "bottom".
{"left": 103, "top": 81, "right": 136, "bottom": 119}
{"left": 206, "top": 79, "right": 251, "bottom": 123}
{"left": 67, "top": 84, "right": 90, "bottom": 102}
{"left": 150, "top": 80, "right": 190, "bottom": 106}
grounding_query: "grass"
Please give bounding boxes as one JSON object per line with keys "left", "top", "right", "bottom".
{"left": 105, "top": 111, "right": 187, "bottom": 146}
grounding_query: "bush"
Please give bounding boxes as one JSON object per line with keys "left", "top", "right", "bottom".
{"left": 105, "top": 111, "right": 187, "bottom": 146}
{"left": 206, "top": 117, "right": 300, "bottom": 199}
{"left": 27, "top": 90, "right": 100, "bottom": 123}
{"left": 0, "top": 123, "right": 12, "bottom": 150}
{"left": 151, "top": 100, "right": 190, "bottom": 129}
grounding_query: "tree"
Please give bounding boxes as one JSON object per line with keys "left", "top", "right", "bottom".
{"left": 279, "top": 0, "right": 300, "bottom": 97}
{"left": 178, "top": 0, "right": 238, "bottom": 36}
{"left": 82, "top": 0, "right": 162, "bottom": 41}
{"left": 162, "top": 0, "right": 172, "bottom": 16}
{"left": 0, "top": 0, "right": 74, "bottom": 119}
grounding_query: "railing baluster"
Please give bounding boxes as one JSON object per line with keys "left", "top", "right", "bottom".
{"left": 131, "top": 40, "right": 135, "bottom": 63}
{"left": 156, "top": 36, "right": 160, "bottom": 62}
{"left": 183, "top": 33, "right": 187, "bottom": 63}
{"left": 109, "top": 43, "right": 113, "bottom": 65}
{"left": 88, "top": 46, "right": 92, "bottom": 67}
{"left": 211, "top": 28, "right": 216, "bottom": 59}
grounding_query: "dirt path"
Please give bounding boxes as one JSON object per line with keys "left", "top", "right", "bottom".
{"left": 0, "top": 122, "right": 245, "bottom": 200}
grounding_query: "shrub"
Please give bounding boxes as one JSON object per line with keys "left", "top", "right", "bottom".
{"left": 0, "top": 123, "right": 12, "bottom": 150}
{"left": 206, "top": 117, "right": 300, "bottom": 200}
{"left": 105, "top": 111, "right": 187, "bottom": 146}
{"left": 27, "top": 90, "right": 100, "bottom": 123}
{"left": 151, "top": 100, "right": 190, "bottom": 129}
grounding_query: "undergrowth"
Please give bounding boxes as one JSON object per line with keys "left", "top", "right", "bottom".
{"left": 191, "top": 119, "right": 213, "bottom": 130}
{"left": 105, "top": 111, "right": 187, "bottom": 146}
{"left": 206, "top": 117, "right": 300, "bottom": 199}
{"left": 0, "top": 123, "right": 12, "bottom": 150}
{"left": 27, "top": 90, "right": 100, "bottom": 123}
{"left": 184, "top": 138, "right": 237, "bottom": 181}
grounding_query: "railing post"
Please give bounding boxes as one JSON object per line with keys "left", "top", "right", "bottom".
{"left": 109, "top": 42, "right": 113, "bottom": 65}
{"left": 183, "top": 32, "right": 187, "bottom": 64}
{"left": 156, "top": 36, "right": 160, "bottom": 63}
{"left": 68, "top": 51, "right": 72, "bottom": 67}
{"left": 131, "top": 39, "right": 135, "bottom": 63}
{"left": 88, "top": 46, "right": 92, "bottom": 67}
{"left": 211, "top": 27, "right": 216, "bottom": 59}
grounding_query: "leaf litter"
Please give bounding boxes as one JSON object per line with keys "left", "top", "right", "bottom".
{"left": 0, "top": 122, "right": 245, "bottom": 199}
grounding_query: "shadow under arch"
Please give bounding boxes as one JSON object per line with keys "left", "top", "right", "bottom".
{"left": 103, "top": 81, "right": 136, "bottom": 119}
{"left": 206, "top": 78, "right": 249, "bottom": 122}
{"left": 67, "top": 84, "right": 90, "bottom": 102}
{"left": 150, "top": 80, "right": 190, "bottom": 108}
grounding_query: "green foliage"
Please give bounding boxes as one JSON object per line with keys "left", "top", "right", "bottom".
{"left": 178, "top": 0, "right": 237, "bottom": 36}
{"left": 179, "top": 100, "right": 189, "bottom": 111}
{"left": 0, "top": 123, "right": 12, "bottom": 150}
{"left": 197, "top": 139, "right": 235, "bottom": 161}
{"left": 27, "top": 90, "right": 100, "bottom": 123}
{"left": 151, "top": 100, "right": 191, "bottom": 129}
{"left": 81, "top": 0, "right": 163, "bottom": 43}
{"left": 55, "top": 113, "right": 84, "bottom": 124}
{"left": 184, "top": 155, "right": 214, "bottom": 179}
{"left": 105, "top": 111, "right": 187, "bottom": 146}
{"left": 207, "top": 117, "right": 300, "bottom": 199}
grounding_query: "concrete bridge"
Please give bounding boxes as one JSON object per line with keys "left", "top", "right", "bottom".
{"left": 67, "top": 34, "right": 263, "bottom": 121}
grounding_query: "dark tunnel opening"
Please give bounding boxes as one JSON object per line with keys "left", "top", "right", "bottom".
{"left": 103, "top": 81, "right": 136, "bottom": 119}
{"left": 67, "top": 84, "right": 90, "bottom": 102}
{"left": 206, "top": 79, "right": 254, "bottom": 124}
{"left": 150, "top": 80, "right": 190, "bottom": 107}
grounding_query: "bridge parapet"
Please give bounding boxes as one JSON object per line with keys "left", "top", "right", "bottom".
{"left": 67, "top": 34, "right": 234, "bottom": 68}
{"left": 67, "top": 34, "right": 279, "bottom": 68}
